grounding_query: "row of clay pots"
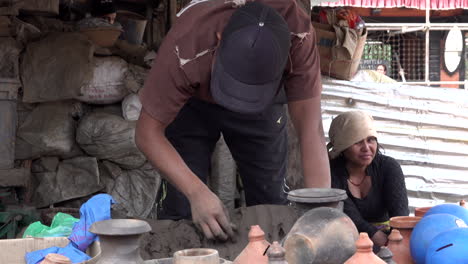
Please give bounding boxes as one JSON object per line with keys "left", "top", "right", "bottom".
{"left": 387, "top": 200, "right": 468, "bottom": 264}
{"left": 415, "top": 200, "right": 468, "bottom": 217}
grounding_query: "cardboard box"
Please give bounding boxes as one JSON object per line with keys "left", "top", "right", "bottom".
{"left": 313, "top": 22, "right": 367, "bottom": 80}
{"left": 0, "top": 237, "right": 100, "bottom": 264}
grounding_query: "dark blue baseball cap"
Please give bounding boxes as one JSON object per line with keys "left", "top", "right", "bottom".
{"left": 211, "top": 1, "right": 291, "bottom": 114}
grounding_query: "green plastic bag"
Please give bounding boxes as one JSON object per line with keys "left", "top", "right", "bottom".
{"left": 23, "top": 212, "right": 79, "bottom": 238}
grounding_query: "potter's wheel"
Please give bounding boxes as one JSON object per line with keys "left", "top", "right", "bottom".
{"left": 144, "top": 258, "right": 232, "bottom": 264}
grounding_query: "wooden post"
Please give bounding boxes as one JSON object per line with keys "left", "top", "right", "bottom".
{"left": 299, "top": 0, "right": 311, "bottom": 14}
{"left": 145, "top": 0, "right": 154, "bottom": 46}
{"left": 169, "top": 0, "right": 177, "bottom": 29}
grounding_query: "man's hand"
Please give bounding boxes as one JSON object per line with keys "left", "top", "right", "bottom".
{"left": 136, "top": 110, "right": 235, "bottom": 241}
{"left": 371, "top": 230, "right": 388, "bottom": 247}
{"left": 188, "top": 185, "right": 235, "bottom": 241}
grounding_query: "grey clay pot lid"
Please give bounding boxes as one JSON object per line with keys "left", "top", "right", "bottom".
{"left": 89, "top": 219, "right": 152, "bottom": 235}
{"left": 287, "top": 188, "right": 347, "bottom": 203}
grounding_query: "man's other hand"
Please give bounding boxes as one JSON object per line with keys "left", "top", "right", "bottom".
{"left": 188, "top": 186, "right": 235, "bottom": 241}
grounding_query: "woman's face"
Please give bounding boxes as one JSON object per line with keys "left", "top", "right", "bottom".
{"left": 101, "top": 12, "right": 116, "bottom": 24}
{"left": 376, "top": 65, "right": 386, "bottom": 74}
{"left": 343, "top": 136, "right": 377, "bottom": 167}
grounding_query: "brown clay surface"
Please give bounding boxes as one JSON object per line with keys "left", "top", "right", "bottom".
{"left": 140, "top": 205, "right": 299, "bottom": 261}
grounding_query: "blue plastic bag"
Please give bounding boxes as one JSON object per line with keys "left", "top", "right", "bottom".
{"left": 68, "top": 194, "right": 115, "bottom": 252}
{"left": 25, "top": 194, "right": 115, "bottom": 264}
{"left": 25, "top": 244, "right": 91, "bottom": 264}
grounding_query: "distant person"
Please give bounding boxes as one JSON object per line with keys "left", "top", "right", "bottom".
{"left": 328, "top": 111, "right": 409, "bottom": 248}
{"left": 77, "top": 0, "right": 120, "bottom": 30}
{"left": 91, "top": 0, "right": 117, "bottom": 24}
{"left": 376, "top": 64, "right": 387, "bottom": 75}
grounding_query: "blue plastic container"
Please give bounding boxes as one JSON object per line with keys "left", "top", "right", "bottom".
{"left": 424, "top": 203, "right": 468, "bottom": 224}
{"left": 410, "top": 213, "right": 465, "bottom": 264}
{"left": 426, "top": 227, "right": 468, "bottom": 264}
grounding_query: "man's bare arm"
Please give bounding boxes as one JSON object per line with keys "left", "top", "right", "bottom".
{"left": 288, "top": 96, "right": 331, "bottom": 188}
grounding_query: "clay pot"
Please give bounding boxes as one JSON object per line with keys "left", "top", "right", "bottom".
{"left": 80, "top": 27, "right": 122, "bottom": 47}
{"left": 287, "top": 188, "right": 347, "bottom": 216}
{"left": 460, "top": 200, "right": 467, "bottom": 208}
{"left": 414, "top": 207, "right": 432, "bottom": 217}
{"left": 344, "top": 233, "right": 385, "bottom": 264}
{"left": 234, "top": 225, "right": 270, "bottom": 264}
{"left": 40, "top": 253, "right": 72, "bottom": 264}
{"left": 389, "top": 216, "right": 421, "bottom": 264}
{"left": 89, "top": 219, "right": 152, "bottom": 264}
{"left": 283, "top": 207, "right": 359, "bottom": 264}
{"left": 267, "top": 241, "right": 288, "bottom": 264}
{"left": 173, "top": 248, "right": 219, "bottom": 264}
{"left": 377, "top": 247, "right": 396, "bottom": 264}
{"left": 387, "top": 229, "right": 412, "bottom": 264}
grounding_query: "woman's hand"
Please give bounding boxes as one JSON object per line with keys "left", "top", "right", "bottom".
{"left": 371, "top": 230, "right": 388, "bottom": 247}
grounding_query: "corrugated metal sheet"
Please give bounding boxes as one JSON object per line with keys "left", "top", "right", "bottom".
{"left": 321, "top": 76, "right": 468, "bottom": 210}
{"left": 318, "top": 0, "right": 468, "bottom": 10}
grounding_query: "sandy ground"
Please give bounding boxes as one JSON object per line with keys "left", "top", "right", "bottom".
{"left": 140, "top": 204, "right": 299, "bottom": 261}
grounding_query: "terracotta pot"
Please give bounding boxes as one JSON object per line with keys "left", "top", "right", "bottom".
{"left": 234, "top": 225, "right": 270, "bottom": 264}
{"left": 460, "top": 200, "right": 467, "bottom": 208}
{"left": 389, "top": 216, "right": 421, "bottom": 264}
{"left": 344, "top": 233, "right": 385, "bottom": 264}
{"left": 40, "top": 253, "right": 71, "bottom": 264}
{"left": 173, "top": 248, "right": 219, "bottom": 264}
{"left": 80, "top": 27, "right": 122, "bottom": 48}
{"left": 414, "top": 207, "right": 432, "bottom": 217}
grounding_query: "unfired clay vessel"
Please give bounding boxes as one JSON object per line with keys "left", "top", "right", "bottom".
{"left": 287, "top": 188, "right": 347, "bottom": 216}
{"left": 233, "top": 225, "right": 270, "bottom": 264}
{"left": 344, "top": 233, "right": 385, "bottom": 264}
{"left": 89, "top": 219, "right": 152, "bottom": 264}
{"left": 267, "top": 241, "right": 288, "bottom": 264}
{"left": 377, "top": 247, "right": 396, "bottom": 264}
{"left": 173, "top": 248, "right": 219, "bottom": 264}
{"left": 283, "top": 207, "right": 359, "bottom": 264}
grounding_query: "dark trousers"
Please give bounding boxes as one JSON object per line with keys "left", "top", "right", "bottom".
{"left": 157, "top": 98, "right": 288, "bottom": 220}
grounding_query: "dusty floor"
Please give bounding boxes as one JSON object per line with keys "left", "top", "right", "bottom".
{"left": 140, "top": 204, "right": 299, "bottom": 261}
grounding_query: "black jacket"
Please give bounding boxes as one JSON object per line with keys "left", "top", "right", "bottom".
{"left": 331, "top": 153, "right": 409, "bottom": 237}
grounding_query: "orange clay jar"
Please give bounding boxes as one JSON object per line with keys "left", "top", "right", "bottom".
{"left": 344, "top": 232, "right": 385, "bottom": 264}
{"left": 234, "top": 225, "right": 271, "bottom": 264}
{"left": 40, "top": 253, "right": 72, "bottom": 264}
{"left": 389, "top": 216, "right": 421, "bottom": 264}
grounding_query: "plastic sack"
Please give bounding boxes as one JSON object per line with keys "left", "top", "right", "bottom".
{"left": 23, "top": 212, "right": 79, "bottom": 238}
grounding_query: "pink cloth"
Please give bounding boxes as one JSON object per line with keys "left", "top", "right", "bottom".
{"left": 320, "top": 0, "right": 468, "bottom": 10}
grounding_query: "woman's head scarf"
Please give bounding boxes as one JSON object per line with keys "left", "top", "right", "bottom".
{"left": 327, "top": 111, "right": 378, "bottom": 159}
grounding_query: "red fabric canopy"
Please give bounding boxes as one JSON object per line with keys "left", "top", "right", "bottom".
{"left": 319, "top": 0, "right": 468, "bottom": 10}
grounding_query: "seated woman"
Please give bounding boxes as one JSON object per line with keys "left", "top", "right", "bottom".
{"left": 328, "top": 110, "right": 409, "bottom": 248}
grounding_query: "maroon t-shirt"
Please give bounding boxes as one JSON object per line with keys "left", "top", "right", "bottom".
{"left": 140, "top": 0, "right": 323, "bottom": 124}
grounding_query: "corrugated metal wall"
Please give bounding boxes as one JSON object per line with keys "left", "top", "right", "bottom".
{"left": 321, "top": 77, "right": 468, "bottom": 210}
